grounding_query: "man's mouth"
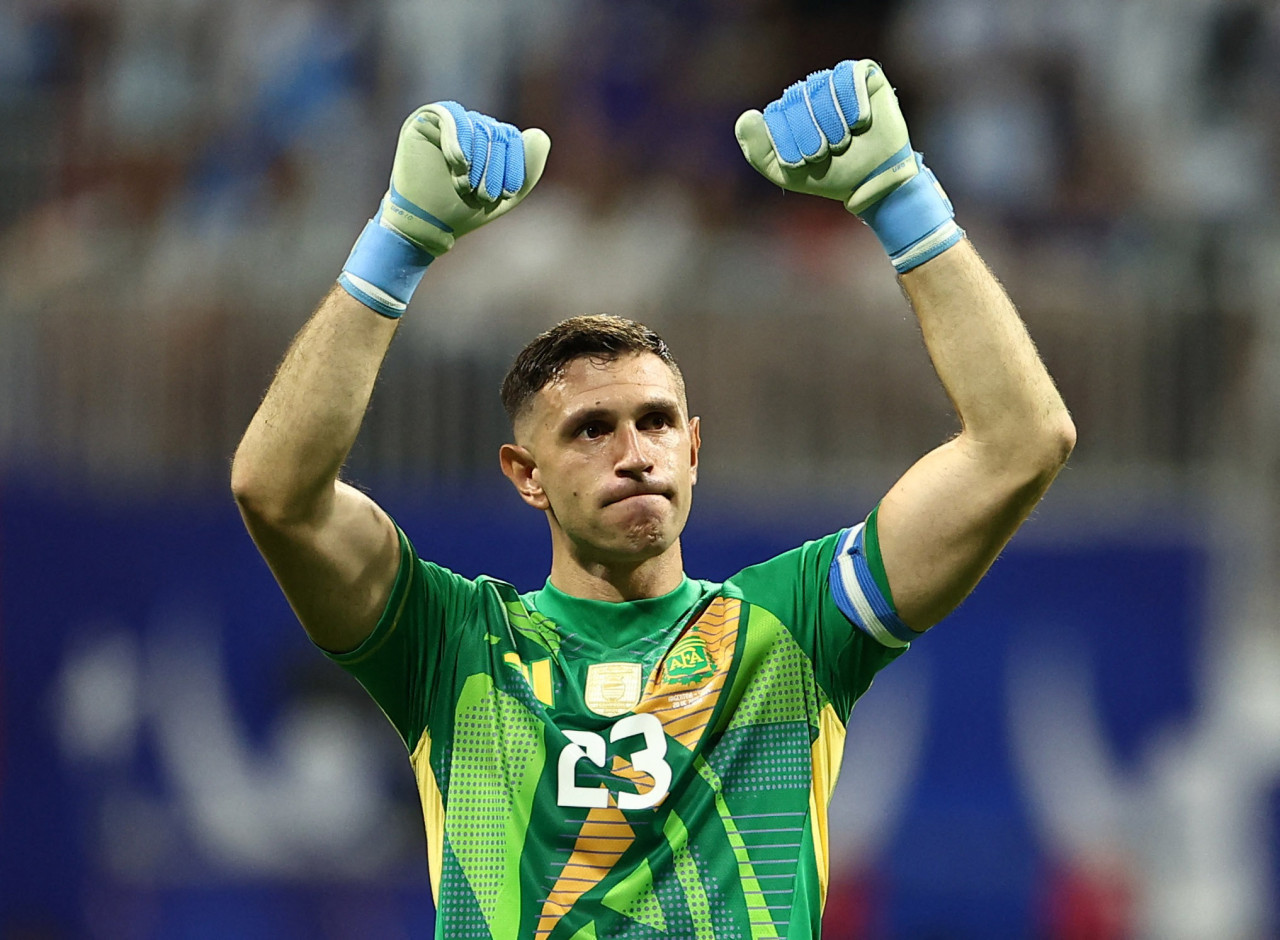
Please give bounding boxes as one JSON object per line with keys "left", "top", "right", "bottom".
{"left": 604, "top": 489, "right": 670, "bottom": 507}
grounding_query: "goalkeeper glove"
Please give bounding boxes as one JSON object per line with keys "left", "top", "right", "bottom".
{"left": 735, "top": 59, "right": 962, "bottom": 273}
{"left": 339, "top": 102, "right": 552, "bottom": 318}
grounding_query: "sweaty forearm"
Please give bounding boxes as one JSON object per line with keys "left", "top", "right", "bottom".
{"left": 899, "top": 240, "right": 1074, "bottom": 465}
{"left": 231, "top": 286, "right": 399, "bottom": 524}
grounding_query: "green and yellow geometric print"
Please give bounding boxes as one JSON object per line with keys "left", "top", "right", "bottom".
{"left": 327, "top": 527, "right": 906, "bottom": 939}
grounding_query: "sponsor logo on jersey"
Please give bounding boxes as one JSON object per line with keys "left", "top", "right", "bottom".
{"left": 585, "top": 662, "right": 644, "bottom": 717}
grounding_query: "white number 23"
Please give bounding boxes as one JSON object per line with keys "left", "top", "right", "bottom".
{"left": 556, "top": 713, "right": 672, "bottom": 811}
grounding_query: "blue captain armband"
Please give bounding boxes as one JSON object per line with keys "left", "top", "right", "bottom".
{"left": 337, "top": 213, "right": 435, "bottom": 319}
{"left": 829, "top": 518, "right": 917, "bottom": 648}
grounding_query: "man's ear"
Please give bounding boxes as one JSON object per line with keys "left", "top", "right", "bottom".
{"left": 499, "top": 443, "right": 550, "bottom": 510}
{"left": 688, "top": 415, "right": 701, "bottom": 486}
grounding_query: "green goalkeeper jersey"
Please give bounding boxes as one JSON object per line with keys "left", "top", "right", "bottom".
{"left": 326, "top": 523, "right": 906, "bottom": 939}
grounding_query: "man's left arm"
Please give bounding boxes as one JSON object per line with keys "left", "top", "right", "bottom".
{"left": 878, "top": 239, "right": 1074, "bottom": 631}
{"left": 737, "top": 59, "right": 1075, "bottom": 634}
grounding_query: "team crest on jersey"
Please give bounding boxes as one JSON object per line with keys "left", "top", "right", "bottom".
{"left": 584, "top": 662, "right": 644, "bottom": 717}
{"left": 660, "top": 630, "right": 715, "bottom": 687}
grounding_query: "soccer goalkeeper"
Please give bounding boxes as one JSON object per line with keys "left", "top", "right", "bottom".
{"left": 233, "top": 61, "right": 1074, "bottom": 938}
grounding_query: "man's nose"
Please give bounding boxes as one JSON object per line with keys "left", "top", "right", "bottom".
{"left": 614, "top": 425, "right": 654, "bottom": 474}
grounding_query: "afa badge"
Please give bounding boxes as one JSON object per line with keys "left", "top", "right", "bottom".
{"left": 584, "top": 662, "right": 644, "bottom": 717}
{"left": 661, "top": 631, "right": 715, "bottom": 687}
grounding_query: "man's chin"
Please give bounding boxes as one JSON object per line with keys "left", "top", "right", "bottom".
{"left": 597, "top": 507, "right": 682, "bottom": 560}
{"left": 608, "top": 519, "right": 669, "bottom": 555}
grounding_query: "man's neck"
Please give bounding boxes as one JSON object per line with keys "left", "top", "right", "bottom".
{"left": 548, "top": 543, "right": 686, "bottom": 602}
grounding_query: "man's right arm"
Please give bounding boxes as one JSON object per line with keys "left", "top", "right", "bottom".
{"left": 231, "top": 287, "right": 402, "bottom": 653}
{"left": 232, "top": 103, "right": 551, "bottom": 653}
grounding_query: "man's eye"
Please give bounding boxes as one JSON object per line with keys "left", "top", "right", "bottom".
{"left": 643, "top": 413, "right": 672, "bottom": 430}
{"left": 579, "top": 423, "right": 604, "bottom": 439}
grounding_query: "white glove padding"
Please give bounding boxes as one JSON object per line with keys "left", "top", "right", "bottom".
{"left": 736, "top": 59, "right": 962, "bottom": 271}
{"left": 735, "top": 59, "right": 914, "bottom": 215}
{"left": 385, "top": 102, "right": 552, "bottom": 257}
{"left": 339, "top": 103, "right": 551, "bottom": 318}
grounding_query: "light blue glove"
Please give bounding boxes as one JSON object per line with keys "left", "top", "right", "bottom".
{"left": 736, "top": 59, "right": 963, "bottom": 273}
{"left": 339, "top": 102, "right": 551, "bottom": 318}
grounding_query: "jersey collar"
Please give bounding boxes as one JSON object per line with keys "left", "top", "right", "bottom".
{"left": 528, "top": 576, "right": 706, "bottom": 649}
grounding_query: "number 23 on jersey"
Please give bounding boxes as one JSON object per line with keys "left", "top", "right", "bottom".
{"left": 556, "top": 713, "right": 672, "bottom": 810}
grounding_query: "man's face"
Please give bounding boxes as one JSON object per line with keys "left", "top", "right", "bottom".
{"left": 506, "top": 352, "right": 700, "bottom": 565}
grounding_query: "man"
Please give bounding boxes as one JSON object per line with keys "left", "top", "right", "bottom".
{"left": 232, "top": 61, "right": 1074, "bottom": 938}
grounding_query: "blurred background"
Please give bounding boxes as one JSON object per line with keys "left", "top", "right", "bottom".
{"left": 1, "top": 0, "right": 1278, "bottom": 936}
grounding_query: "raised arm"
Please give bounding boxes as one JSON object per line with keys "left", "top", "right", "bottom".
{"left": 232, "top": 104, "right": 550, "bottom": 652}
{"left": 878, "top": 241, "right": 1074, "bottom": 629}
{"left": 737, "top": 59, "right": 1073, "bottom": 633}
{"left": 232, "top": 289, "right": 401, "bottom": 653}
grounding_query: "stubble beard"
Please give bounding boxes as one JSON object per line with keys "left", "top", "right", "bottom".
{"left": 591, "top": 498, "right": 681, "bottom": 565}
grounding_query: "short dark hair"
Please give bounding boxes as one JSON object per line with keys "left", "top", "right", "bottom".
{"left": 501, "top": 315, "right": 683, "bottom": 425}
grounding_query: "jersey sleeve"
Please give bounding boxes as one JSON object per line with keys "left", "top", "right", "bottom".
{"left": 724, "top": 510, "right": 911, "bottom": 721}
{"left": 320, "top": 525, "right": 484, "bottom": 751}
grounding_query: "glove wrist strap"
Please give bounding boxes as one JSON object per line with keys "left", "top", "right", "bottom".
{"left": 338, "top": 218, "right": 434, "bottom": 319}
{"left": 857, "top": 153, "right": 965, "bottom": 273}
